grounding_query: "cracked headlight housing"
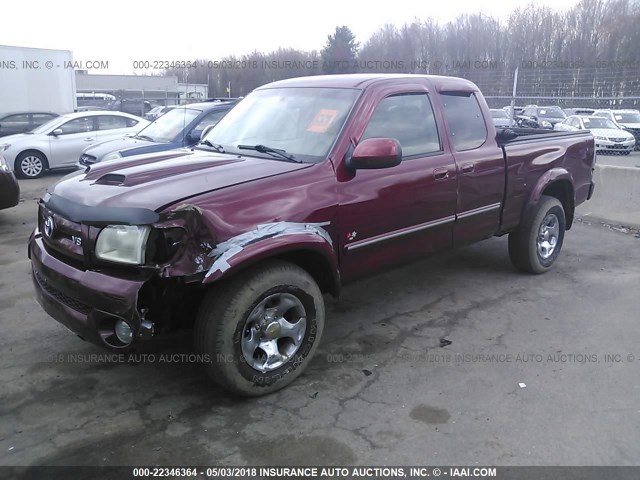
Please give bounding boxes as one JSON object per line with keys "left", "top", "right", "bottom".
{"left": 95, "top": 225, "right": 151, "bottom": 265}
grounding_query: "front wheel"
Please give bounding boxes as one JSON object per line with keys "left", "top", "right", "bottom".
{"left": 16, "top": 151, "right": 48, "bottom": 179}
{"left": 194, "top": 260, "right": 325, "bottom": 396}
{"left": 508, "top": 195, "right": 566, "bottom": 274}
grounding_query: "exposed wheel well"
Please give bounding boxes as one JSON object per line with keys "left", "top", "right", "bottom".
{"left": 542, "top": 180, "right": 574, "bottom": 229}
{"left": 274, "top": 250, "right": 340, "bottom": 297}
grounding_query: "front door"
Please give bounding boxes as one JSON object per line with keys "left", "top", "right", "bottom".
{"left": 338, "top": 90, "right": 458, "bottom": 282}
{"left": 49, "top": 116, "right": 97, "bottom": 167}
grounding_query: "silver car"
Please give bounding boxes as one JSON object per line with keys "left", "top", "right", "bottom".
{"left": 0, "top": 111, "right": 148, "bottom": 178}
{"left": 555, "top": 115, "right": 635, "bottom": 155}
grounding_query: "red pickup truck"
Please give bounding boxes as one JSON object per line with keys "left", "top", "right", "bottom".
{"left": 29, "top": 74, "right": 595, "bottom": 395}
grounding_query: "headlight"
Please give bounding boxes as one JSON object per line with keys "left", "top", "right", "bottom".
{"left": 0, "top": 144, "right": 11, "bottom": 152}
{"left": 594, "top": 136, "right": 607, "bottom": 141}
{"left": 540, "top": 120, "right": 552, "bottom": 128}
{"left": 0, "top": 155, "right": 11, "bottom": 172}
{"left": 95, "top": 225, "right": 151, "bottom": 265}
{"left": 102, "top": 151, "right": 122, "bottom": 162}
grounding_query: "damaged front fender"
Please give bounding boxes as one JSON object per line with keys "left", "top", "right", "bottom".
{"left": 153, "top": 205, "right": 339, "bottom": 293}
{"left": 202, "top": 222, "right": 338, "bottom": 289}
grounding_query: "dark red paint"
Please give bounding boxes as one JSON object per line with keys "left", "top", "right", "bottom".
{"left": 28, "top": 74, "right": 595, "bottom": 348}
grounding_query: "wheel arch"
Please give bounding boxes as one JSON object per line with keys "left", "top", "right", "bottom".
{"left": 15, "top": 148, "right": 50, "bottom": 171}
{"left": 202, "top": 236, "right": 341, "bottom": 297}
{"left": 524, "top": 168, "right": 575, "bottom": 230}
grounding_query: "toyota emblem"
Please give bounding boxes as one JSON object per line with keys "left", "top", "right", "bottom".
{"left": 44, "top": 216, "right": 55, "bottom": 237}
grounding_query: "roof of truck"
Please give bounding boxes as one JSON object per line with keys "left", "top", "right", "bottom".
{"left": 259, "top": 74, "right": 479, "bottom": 91}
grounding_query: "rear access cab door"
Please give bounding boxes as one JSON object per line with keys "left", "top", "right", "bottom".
{"left": 438, "top": 90, "right": 505, "bottom": 245}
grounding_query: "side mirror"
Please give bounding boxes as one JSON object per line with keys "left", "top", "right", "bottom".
{"left": 347, "top": 138, "right": 402, "bottom": 170}
{"left": 51, "top": 128, "right": 63, "bottom": 136}
{"left": 200, "top": 124, "right": 216, "bottom": 141}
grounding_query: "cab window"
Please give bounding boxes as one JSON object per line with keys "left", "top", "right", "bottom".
{"left": 441, "top": 92, "right": 488, "bottom": 151}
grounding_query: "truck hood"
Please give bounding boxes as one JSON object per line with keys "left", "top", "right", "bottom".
{"left": 83, "top": 136, "right": 168, "bottom": 161}
{"left": 50, "top": 150, "right": 312, "bottom": 212}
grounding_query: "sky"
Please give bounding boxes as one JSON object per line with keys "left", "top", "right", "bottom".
{"left": 1, "top": 0, "right": 580, "bottom": 74}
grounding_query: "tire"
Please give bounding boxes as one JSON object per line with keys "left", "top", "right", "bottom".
{"left": 15, "top": 151, "right": 48, "bottom": 179}
{"left": 508, "top": 195, "right": 566, "bottom": 274}
{"left": 195, "top": 260, "right": 325, "bottom": 396}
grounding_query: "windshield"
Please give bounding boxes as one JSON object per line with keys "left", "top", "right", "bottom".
{"left": 538, "top": 107, "right": 566, "bottom": 119}
{"left": 137, "top": 108, "right": 200, "bottom": 142}
{"left": 202, "top": 87, "right": 360, "bottom": 162}
{"left": 490, "top": 110, "right": 509, "bottom": 119}
{"left": 614, "top": 112, "right": 640, "bottom": 123}
{"left": 582, "top": 117, "right": 618, "bottom": 129}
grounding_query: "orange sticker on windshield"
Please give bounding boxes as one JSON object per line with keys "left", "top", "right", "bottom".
{"left": 307, "top": 109, "right": 339, "bottom": 133}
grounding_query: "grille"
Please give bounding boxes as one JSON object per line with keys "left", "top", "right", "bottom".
{"left": 34, "top": 268, "right": 91, "bottom": 315}
{"left": 40, "top": 205, "right": 84, "bottom": 261}
{"left": 608, "top": 138, "right": 626, "bottom": 142}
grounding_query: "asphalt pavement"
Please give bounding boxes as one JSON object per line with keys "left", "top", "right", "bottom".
{"left": 1, "top": 170, "right": 639, "bottom": 467}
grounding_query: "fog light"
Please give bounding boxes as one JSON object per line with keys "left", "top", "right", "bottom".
{"left": 114, "top": 320, "right": 133, "bottom": 344}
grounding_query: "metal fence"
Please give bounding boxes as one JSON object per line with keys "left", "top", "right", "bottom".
{"left": 453, "top": 67, "right": 640, "bottom": 109}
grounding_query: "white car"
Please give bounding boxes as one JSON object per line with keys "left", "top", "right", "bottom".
{"left": 592, "top": 109, "right": 640, "bottom": 150}
{"left": 0, "top": 111, "right": 148, "bottom": 178}
{"left": 555, "top": 115, "right": 636, "bottom": 155}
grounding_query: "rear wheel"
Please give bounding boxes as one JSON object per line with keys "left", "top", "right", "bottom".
{"left": 16, "top": 151, "right": 48, "bottom": 179}
{"left": 509, "top": 195, "right": 565, "bottom": 274}
{"left": 194, "top": 260, "right": 325, "bottom": 396}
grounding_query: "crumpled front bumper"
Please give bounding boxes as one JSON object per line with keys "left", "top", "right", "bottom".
{"left": 29, "top": 230, "right": 152, "bottom": 349}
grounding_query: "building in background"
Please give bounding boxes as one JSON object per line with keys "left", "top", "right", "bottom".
{"left": 75, "top": 71, "right": 181, "bottom": 116}
{"left": 178, "top": 83, "right": 209, "bottom": 102}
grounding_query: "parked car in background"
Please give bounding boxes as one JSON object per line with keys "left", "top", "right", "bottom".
{"left": 490, "top": 109, "right": 516, "bottom": 128}
{"left": 518, "top": 105, "right": 567, "bottom": 129}
{"left": 555, "top": 115, "right": 635, "bottom": 155}
{"left": 145, "top": 105, "right": 178, "bottom": 121}
{"left": 31, "top": 74, "right": 595, "bottom": 396}
{"left": 78, "top": 100, "right": 237, "bottom": 168}
{"left": 563, "top": 108, "right": 595, "bottom": 116}
{"left": 0, "top": 155, "right": 20, "bottom": 210}
{"left": 502, "top": 105, "right": 524, "bottom": 117}
{"left": 75, "top": 106, "right": 109, "bottom": 112}
{"left": 76, "top": 93, "right": 117, "bottom": 110}
{"left": 0, "top": 112, "right": 59, "bottom": 137}
{"left": 111, "top": 99, "right": 153, "bottom": 117}
{"left": 0, "top": 111, "right": 148, "bottom": 178}
{"left": 592, "top": 109, "right": 640, "bottom": 150}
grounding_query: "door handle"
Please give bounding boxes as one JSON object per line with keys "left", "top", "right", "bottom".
{"left": 433, "top": 167, "right": 450, "bottom": 180}
{"left": 84, "top": 138, "right": 94, "bottom": 142}
{"left": 461, "top": 163, "right": 475, "bottom": 174}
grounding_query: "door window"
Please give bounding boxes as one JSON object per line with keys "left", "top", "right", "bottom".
{"left": 1, "top": 114, "right": 30, "bottom": 128}
{"left": 192, "top": 110, "right": 227, "bottom": 137}
{"left": 361, "top": 93, "right": 441, "bottom": 157}
{"left": 97, "top": 115, "right": 129, "bottom": 131}
{"left": 58, "top": 117, "right": 95, "bottom": 134}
